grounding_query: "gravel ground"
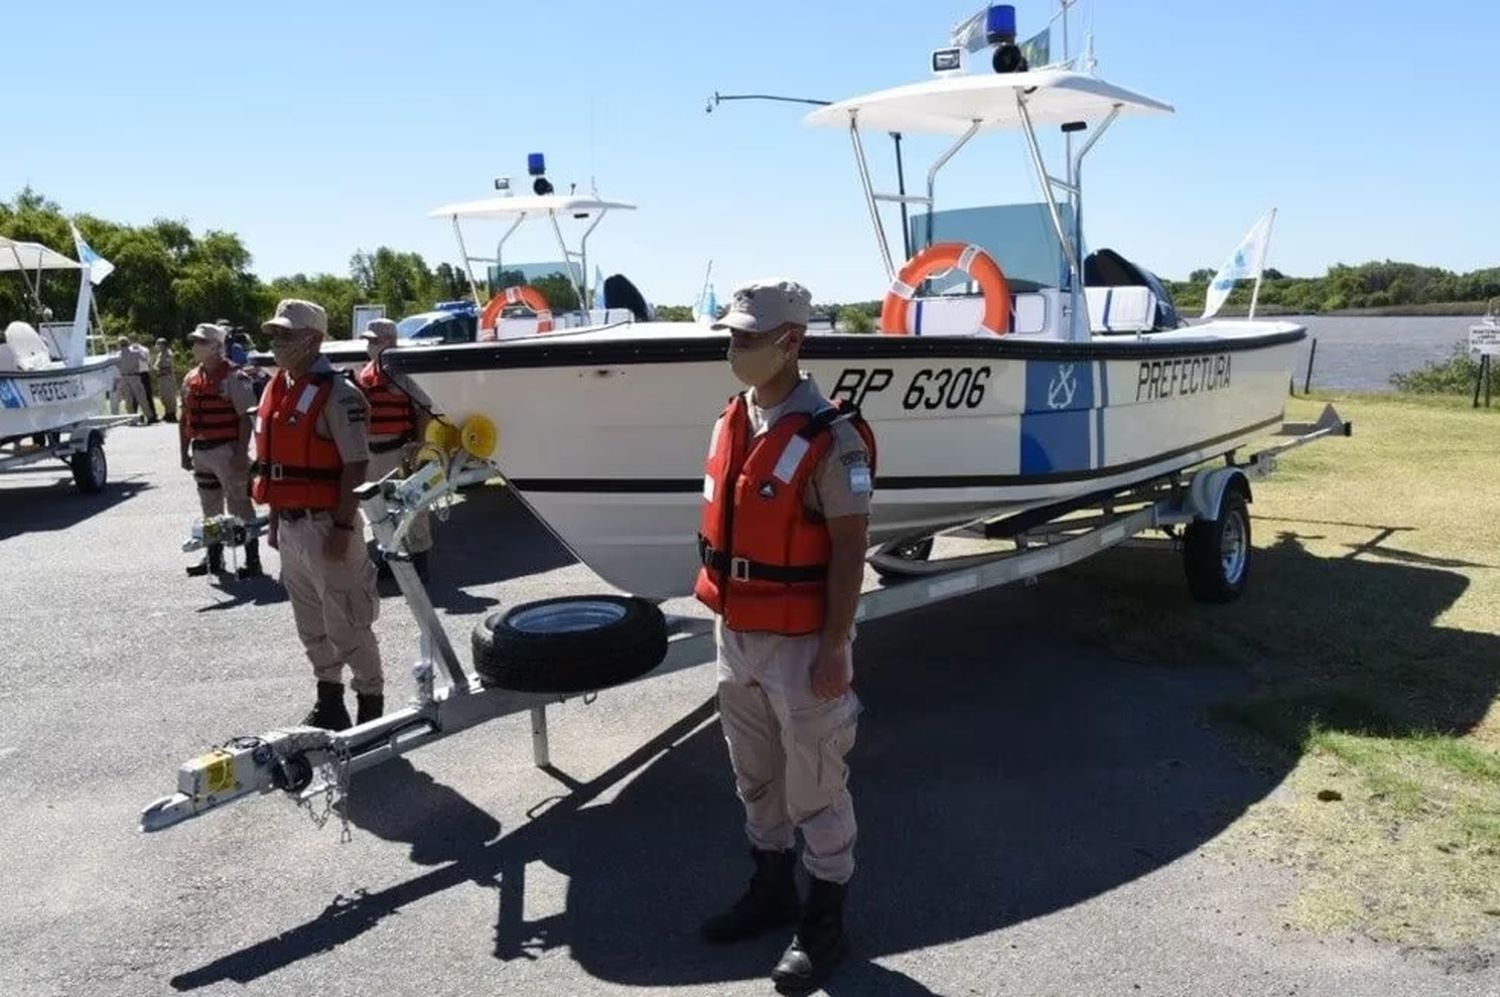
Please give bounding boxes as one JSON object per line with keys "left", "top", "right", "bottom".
{"left": 0, "top": 422, "right": 1494, "bottom": 997}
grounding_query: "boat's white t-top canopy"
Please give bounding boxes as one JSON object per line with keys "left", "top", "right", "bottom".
{"left": 428, "top": 194, "right": 637, "bottom": 219}
{"left": 1, "top": 235, "right": 83, "bottom": 272}
{"left": 806, "top": 61, "right": 1175, "bottom": 343}
{"left": 804, "top": 69, "right": 1173, "bottom": 134}
{"left": 429, "top": 194, "right": 637, "bottom": 313}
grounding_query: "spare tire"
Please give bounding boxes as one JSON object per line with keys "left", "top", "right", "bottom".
{"left": 472, "top": 595, "right": 668, "bottom": 693}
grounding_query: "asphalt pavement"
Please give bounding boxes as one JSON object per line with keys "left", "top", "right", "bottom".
{"left": 0, "top": 422, "right": 1494, "bottom": 997}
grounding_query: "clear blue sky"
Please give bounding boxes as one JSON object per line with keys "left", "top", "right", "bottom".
{"left": 7, "top": 1, "right": 1497, "bottom": 305}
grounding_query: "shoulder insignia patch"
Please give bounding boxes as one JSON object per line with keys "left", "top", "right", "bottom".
{"left": 840, "top": 450, "right": 869, "bottom": 467}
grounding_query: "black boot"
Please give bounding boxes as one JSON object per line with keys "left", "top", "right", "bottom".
{"left": 771, "top": 877, "right": 849, "bottom": 995}
{"left": 237, "top": 539, "right": 265, "bottom": 580}
{"left": 186, "top": 543, "right": 224, "bottom": 577}
{"left": 355, "top": 693, "right": 384, "bottom": 725}
{"left": 701, "top": 848, "right": 799, "bottom": 944}
{"left": 303, "top": 681, "right": 352, "bottom": 731}
{"left": 413, "top": 551, "right": 430, "bottom": 584}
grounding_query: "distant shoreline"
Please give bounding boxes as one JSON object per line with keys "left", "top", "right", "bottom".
{"left": 1201, "top": 302, "right": 1490, "bottom": 319}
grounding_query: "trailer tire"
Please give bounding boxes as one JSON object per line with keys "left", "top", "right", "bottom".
{"left": 1183, "top": 487, "right": 1251, "bottom": 603}
{"left": 70, "top": 434, "right": 107, "bottom": 493}
{"left": 472, "top": 595, "right": 668, "bottom": 693}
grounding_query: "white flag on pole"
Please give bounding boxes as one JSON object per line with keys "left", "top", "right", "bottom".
{"left": 69, "top": 222, "right": 114, "bottom": 284}
{"left": 1201, "top": 209, "right": 1277, "bottom": 320}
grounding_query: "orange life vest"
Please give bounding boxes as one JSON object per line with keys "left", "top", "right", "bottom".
{"left": 355, "top": 361, "right": 416, "bottom": 441}
{"left": 694, "top": 394, "right": 876, "bottom": 635}
{"left": 251, "top": 371, "right": 343, "bottom": 510}
{"left": 183, "top": 362, "right": 242, "bottom": 444}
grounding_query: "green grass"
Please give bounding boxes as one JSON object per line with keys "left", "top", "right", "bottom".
{"left": 1045, "top": 393, "right": 1500, "bottom": 945}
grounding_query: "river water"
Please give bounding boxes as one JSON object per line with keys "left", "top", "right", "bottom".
{"left": 1286, "top": 315, "right": 1476, "bottom": 392}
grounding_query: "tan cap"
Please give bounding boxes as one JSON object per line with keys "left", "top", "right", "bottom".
{"left": 360, "top": 318, "right": 399, "bottom": 343}
{"left": 711, "top": 278, "right": 812, "bottom": 334}
{"left": 187, "top": 323, "right": 226, "bottom": 346}
{"left": 262, "top": 298, "right": 328, "bottom": 335}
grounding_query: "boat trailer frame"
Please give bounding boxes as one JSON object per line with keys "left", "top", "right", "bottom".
{"left": 0, "top": 413, "right": 134, "bottom": 485}
{"left": 140, "top": 406, "right": 1351, "bottom": 834}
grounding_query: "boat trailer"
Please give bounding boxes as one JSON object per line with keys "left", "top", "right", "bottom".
{"left": 139, "top": 405, "right": 1351, "bottom": 835}
{"left": 0, "top": 413, "right": 134, "bottom": 493}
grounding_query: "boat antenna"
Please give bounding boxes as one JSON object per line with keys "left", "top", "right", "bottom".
{"left": 696, "top": 259, "right": 714, "bottom": 314}
{"left": 706, "top": 90, "right": 914, "bottom": 260}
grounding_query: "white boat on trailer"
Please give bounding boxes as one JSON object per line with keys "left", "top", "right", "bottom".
{"left": 141, "top": 2, "right": 1350, "bottom": 834}
{"left": 0, "top": 235, "right": 122, "bottom": 492}
{"left": 380, "top": 21, "right": 1305, "bottom": 600}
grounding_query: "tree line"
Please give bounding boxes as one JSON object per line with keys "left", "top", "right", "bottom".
{"left": 1169, "top": 261, "right": 1500, "bottom": 314}
{"left": 7, "top": 188, "right": 1496, "bottom": 343}
{"left": 1, "top": 188, "right": 473, "bottom": 343}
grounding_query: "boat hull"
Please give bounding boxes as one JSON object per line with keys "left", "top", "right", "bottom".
{"left": 387, "top": 325, "right": 1304, "bottom": 597}
{"left": 0, "top": 357, "right": 117, "bottom": 443}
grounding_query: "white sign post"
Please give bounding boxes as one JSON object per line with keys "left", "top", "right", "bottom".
{"left": 352, "top": 304, "right": 387, "bottom": 340}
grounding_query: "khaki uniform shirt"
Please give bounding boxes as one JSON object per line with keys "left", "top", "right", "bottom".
{"left": 308, "top": 357, "right": 370, "bottom": 464}
{"left": 747, "top": 375, "right": 872, "bottom": 520}
{"left": 115, "top": 345, "right": 146, "bottom": 375}
{"left": 181, "top": 363, "right": 259, "bottom": 419}
{"left": 153, "top": 348, "right": 175, "bottom": 376}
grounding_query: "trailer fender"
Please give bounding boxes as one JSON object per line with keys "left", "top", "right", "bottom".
{"left": 1186, "top": 466, "right": 1251, "bottom": 523}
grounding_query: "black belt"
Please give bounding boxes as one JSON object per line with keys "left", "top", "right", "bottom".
{"left": 250, "top": 461, "right": 342, "bottom": 482}
{"left": 698, "top": 538, "right": 827, "bottom": 584}
{"left": 191, "top": 438, "right": 234, "bottom": 451}
{"left": 369, "top": 436, "right": 413, "bottom": 454}
{"left": 276, "top": 508, "right": 334, "bottom": 522}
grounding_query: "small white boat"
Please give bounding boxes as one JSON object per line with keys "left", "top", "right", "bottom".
{"left": 386, "top": 10, "right": 1305, "bottom": 599}
{"left": 0, "top": 236, "right": 117, "bottom": 444}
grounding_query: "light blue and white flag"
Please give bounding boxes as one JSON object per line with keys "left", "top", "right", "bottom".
{"left": 696, "top": 283, "right": 719, "bottom": 323}
{"left": 1201, "top": 209, "right": 1277, "bottom": 320}
{"left": 949, "top": 8, "right": 992, "bottom": 53}
{"left": 69, "top": 222, "right": 114, "bottom": 284}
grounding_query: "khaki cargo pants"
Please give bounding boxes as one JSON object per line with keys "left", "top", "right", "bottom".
{"left": 715, "top": 621, "right": 861, "bottom": 884}
{"left": 157, "top": 372, "right": 178, "bottom": 420}
{"left": 366, "top": 440, "right": 431, "bottom": 553}
{"left": 191, "top": 441, "right": 254, "bottom": 521}
{"left": 278, "top": 511, "right": 383, "bottom": 695}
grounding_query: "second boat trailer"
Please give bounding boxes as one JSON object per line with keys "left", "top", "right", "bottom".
{"left": 139, "top": 405, "right": 1351, "bottom": 835}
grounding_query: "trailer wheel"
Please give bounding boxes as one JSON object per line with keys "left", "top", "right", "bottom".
{"left": 1183, "top": 487, "right": 1251, "bottom": 603}
{"left": 70, "top": 434, "right": 108, "bottom": 494}
{"left": 472, "top": 595, "right": 668, "bottom": 693}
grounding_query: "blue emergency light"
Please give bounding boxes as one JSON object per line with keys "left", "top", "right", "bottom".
{"left": 985, "top": 4, "right": 1017, "bottom": 43}
{"left": 527, "top": 153, "right": 546, "bottom": 177}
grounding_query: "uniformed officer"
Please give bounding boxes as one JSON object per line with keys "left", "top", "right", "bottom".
{"left": 179, "top": 323, "right": 262, "bottom": 578}
{"left": 113, "top": 336, "right": 153, "bottom": 423}
{"left": 356, "top": 318, "right": 433, "bottom": 580}
{"left": 695, "top": 279, "right": 873, "bottom": 994}
{"left": 253, "top": 299, "right": 383, "bottom": 731}
{"left": 153, "top": 337, "right": 178, "bottom": 422}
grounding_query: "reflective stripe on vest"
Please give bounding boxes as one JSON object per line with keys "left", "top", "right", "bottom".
{"left": 251, "top": 371, "right": 342, "bottom": 510}
{"left": 355, "top": 361, "right": 415, "bottom": 440}
{"left": 692, "top": 394, "right": 876, "bottom": 636}
{"left": 184, "top": 363, "right": 242, "bottom": 443}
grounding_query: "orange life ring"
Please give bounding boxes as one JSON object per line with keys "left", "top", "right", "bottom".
{"left": 879, "top": 242, "right": 1011, "bottom": 337}
{"left": 479, "top": 284, "right": 555, "bottom": 340}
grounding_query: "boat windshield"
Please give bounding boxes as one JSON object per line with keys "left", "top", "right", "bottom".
{"left": 912, "top": 202, "right": 1078, "bottom": 294}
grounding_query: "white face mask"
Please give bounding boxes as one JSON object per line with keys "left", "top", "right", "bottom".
{"left": 366, "top": 341, "right": 384, "bottom": 361}
{"left": 727, "top": 333, "right": 790, "bottom": 388}
{"left": 191, "top": 342, "right": 220, "bottom": 364}
{"left": 270, "top": 334, "right": 319, "bottom": 372}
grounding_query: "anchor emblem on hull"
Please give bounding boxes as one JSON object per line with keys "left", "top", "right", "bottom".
{"left": 1047, "top": 364, "right": 1078, "bottom": 410}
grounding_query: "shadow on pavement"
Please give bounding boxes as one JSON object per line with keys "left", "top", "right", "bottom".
{"left": 371, "top": 483, "right": 572, "bottom": 616}
{"left": 169, "top": 527, "right": 1500, "bottom": 993}
{"left": 0, "top": 477, "right": 152, "bottom": 540}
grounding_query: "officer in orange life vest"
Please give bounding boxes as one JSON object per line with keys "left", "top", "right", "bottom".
{"left": 178, "top": 322, "right": 262, "bottom": 578}
{"left": 696, "top": 279, "right": 873, "bottom": 994}
{"left": 254, "top": 299, "right": 384, "bottom": 731}
{"left": 356, "top": 318, "right": 433, "bottom": 580}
